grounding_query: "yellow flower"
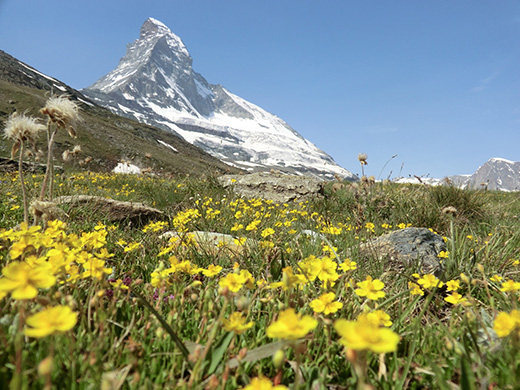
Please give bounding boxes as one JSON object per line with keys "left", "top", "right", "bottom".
{"left": 355, "top": 276, "right": 386, "bottom": 301}
{"left": 499, "top": 279, "right": 520, "bottom": 292}
{"left": 81, "top": 258, "right": 112, "bottom": 280}
{"left": 444, "top": 292, "right": 468, "bottom": 306}
{"left": 365, "top": 310, "right": 393, "bottom": 327}
{"left": 445, "top": 280, "right": 460, "bottom": 292}
{"left": 219, "top": 273, "right": 247, "bottom": 293}
{"left": 246, "top": 220, "right": 261, "bottom": 231}
{"left": 222, "top": 312, "right": 254, "bottom": 334}
{"left": 233, "top": 237, "right": 247, "bottom": 246}
{"left": 309, "top": 292, "right": 343, "bottom": 315}
{"left": 339, "top": 258, "right": 357, "bottom": 272}
{"left": 231, "top": 223, "right": 243, "bottom": 232}
{"left": 151, "top": 266, "right": 173, "bottom": 288}
{"left": 261, "top": 228, "right": 275, "bottom": 238}
{"left": 297, "top": 255, "right": 321, "bottom": 282}
{"left": 0, "top": 262, "right": 56, "bottom": 300}
{"left": 240, "top": 376, "right": 288, "bottom": 390}
{"left": 269, "top": 266, "right": 306, "bottom": 291}
{"left": 142, "top": 220, "right": 168, "bottom": 233}
{"left": 266, "top": 308, "right": 318, "bottom": 340}
{"left": 202, "top": 264, "right": 223, "bottom": 278}
{"left": 408, "top": 281, "right": 424, "bottom": 296}
{"left": 490, "top": 275, "right": 503, "bottom": 282}
{"left": 493, "top": 310, "right": 520, "bottom": 338}
{"left": 416, "top": 274, "right": 444, "bottom": 289}
{"left": 109, "top": 279, "right": 129, "bottom": 290}
{"left": 334, "top": 315, "right": 399, "bottom": 353}
{"left": 437, "top": 251, "right": 450, "bottom": 259}
{"left": 24, "top": 305, "right": 77, "bottom": 338}
{"left": 321, "top": 225, "right": 342, "bottom": 235}
{"left": 315, "top": 257, "right": 339, "bottom": 284}
{"left": 123, "top": 242, "right": 142, "bottom": 253}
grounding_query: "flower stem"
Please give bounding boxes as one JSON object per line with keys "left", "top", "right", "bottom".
{"left": 40, "top": 124, "right": 57, "bottom": 201}
{"left": 18, "top": 142, "right": 29, "bottom": 225}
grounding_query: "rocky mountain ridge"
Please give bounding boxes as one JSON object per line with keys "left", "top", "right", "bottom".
{"left": 395, "top": 157, "right": 520, "bottom": 191}
{"left": 82, "top": 18, "right": 357, "bottom": 180}
{"left": 0, "top": 49, "right": 237, "bottom": 177}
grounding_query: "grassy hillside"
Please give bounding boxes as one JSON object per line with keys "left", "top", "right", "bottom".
{"left": 1, "top": 169, "right": 519, "bottom": 389}
{"left": 0, "top": 49, "right": 240, "bottom": 177}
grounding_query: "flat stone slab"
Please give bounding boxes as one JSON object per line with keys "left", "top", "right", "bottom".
{"left": 218, "top": 172, "right": 325, "bottom": 203}
{"left": 54, "top": 195, "right": 163, "bottom": 224}
{"left": 0, "top": 157, "right": 64, "bottom": 174}
{"left": 359, "top": 227, "right": 445, "bottom": 276}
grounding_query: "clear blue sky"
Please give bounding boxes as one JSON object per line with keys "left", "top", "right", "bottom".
{"left": 1, "top": 1, "right": 519, "bottom": 178}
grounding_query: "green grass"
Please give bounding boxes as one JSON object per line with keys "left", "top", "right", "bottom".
{"left": 0, "top": 170, "right": 519, "bottom": 389}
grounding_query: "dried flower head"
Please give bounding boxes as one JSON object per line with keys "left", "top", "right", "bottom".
{"left": 62, "top": 150, "right": 71, "bottom": 162}
{"left": 3, "top": 113, "right": 45, "bottom": 158}
{"left": 40, "top": 96, "right": 80, "bottom": 137}
{"left": 358, "top": 153, "right": 368, "bottom": 165}
{"left": 441, "top": 206, "right": 458, "bottom": 216}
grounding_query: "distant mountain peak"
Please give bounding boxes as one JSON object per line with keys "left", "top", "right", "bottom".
{"left": 489, "top": 157, "right": 514, "bottom": 165}
{"left": 140, "top": 17, "right": 172, "bottom": 38}
{"left": 82, "top": 18, "right": 357, "bottom": 180}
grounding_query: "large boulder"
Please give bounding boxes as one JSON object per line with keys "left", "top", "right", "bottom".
{"left": 218, "top": 172, "right": 325, "bottom": 203}
{"left": 54, "top": 195, "right": 163, "bottom": 225}
{"left": 359, "top": 227, "right": 445, "bottom": 276}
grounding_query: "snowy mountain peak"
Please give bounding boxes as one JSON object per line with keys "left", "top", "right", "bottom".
{"left": 82, "top": 18, "right": 357, "bottom": 180}
{"left": 140, "top": 17, "right": 172, "bottom": 39}
{"left": 489, "top": 157, "right": 514, "bottom": 165}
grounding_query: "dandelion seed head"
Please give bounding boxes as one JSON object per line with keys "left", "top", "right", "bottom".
{"left": 40, "top": 95, "right": 80, "bottom": 136}
{"left": 3, "top": 113, "right": 45, "bottom": 157}
{"left": 357, "top": 153, "right": 368, "bottom": 165}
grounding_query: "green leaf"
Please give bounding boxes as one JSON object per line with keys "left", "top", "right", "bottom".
{"left": 460, "top": 357, "right": 476, "bottom": 390}
{"left": 132, "top": 289, "right": 192, "bottom": 369}
{"left": 206, "top": 331, "right": 235, "bottom": 375}
{"left": 228, "top": 340, "right": 288, "bottom": 369}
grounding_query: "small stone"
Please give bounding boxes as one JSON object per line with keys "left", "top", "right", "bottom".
{"left": 359, "top": 227, "right": 445, "bottom": 276}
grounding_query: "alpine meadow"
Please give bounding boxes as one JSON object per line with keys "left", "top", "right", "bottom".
{"left": 1, "top": 95, "right": 520, "bottom": 389}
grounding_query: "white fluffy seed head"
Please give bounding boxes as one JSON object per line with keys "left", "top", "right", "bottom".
{"left": 3, "top": 112, "right": 45, "bottom": 142}
{"left": 357, "top": 153, "right": 368, "bottom": 165}
{"left": 40, "top": 95, "right": 80, "bottom": 136}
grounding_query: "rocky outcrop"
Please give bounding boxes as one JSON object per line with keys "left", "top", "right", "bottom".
{"left": 218, "top": 172, "right": 325, "bottom": 203}
{"left": 359, "top": 227, "right": 445, "bottom": 276}
{"left": 54, "top": 195, "right": 163, "bottom": 225}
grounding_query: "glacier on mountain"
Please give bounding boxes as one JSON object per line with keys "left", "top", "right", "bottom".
{"left": 82, "top": 18, "right": 356, "bottom": 180}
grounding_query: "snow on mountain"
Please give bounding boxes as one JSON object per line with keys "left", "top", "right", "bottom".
{"left": 82, "top": 18, "right": 356, "bottom": 180}
{"left": 462, "top": 158, "right": 520, "bottom": 191}
{"left": 393, "top": 158, "right": 520, "bottom": 192}
{"left": 393, "top": 177, "right": 444, "bottom": 186}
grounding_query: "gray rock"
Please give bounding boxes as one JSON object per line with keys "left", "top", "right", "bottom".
{"left": 359, "top": 227, "right": 445, "bottom": 276}
{"left": 54, "top": 195, "right": 163, "bottom": 225}
{"left": 218, "top": 172, "right": 325, "bottom": 204}
{"left": 0, "top": 157, "right": 64, "bottom": 174}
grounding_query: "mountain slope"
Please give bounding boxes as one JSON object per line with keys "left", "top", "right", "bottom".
{"left": 462, "top": 158, "right": 520, "bottom": 191}
{"left": 394, "top": 158, "right": 520, "bottom": 192}
{"left": 82, "top": 18, "right": 356, "bottom": 180}
{"left": 0, "top": 49, "right": 238, "bottom": 177}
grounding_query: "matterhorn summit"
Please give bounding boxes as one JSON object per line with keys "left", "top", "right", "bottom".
{"left": 82, "top": 18, "right": 356, "bottom": 180}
